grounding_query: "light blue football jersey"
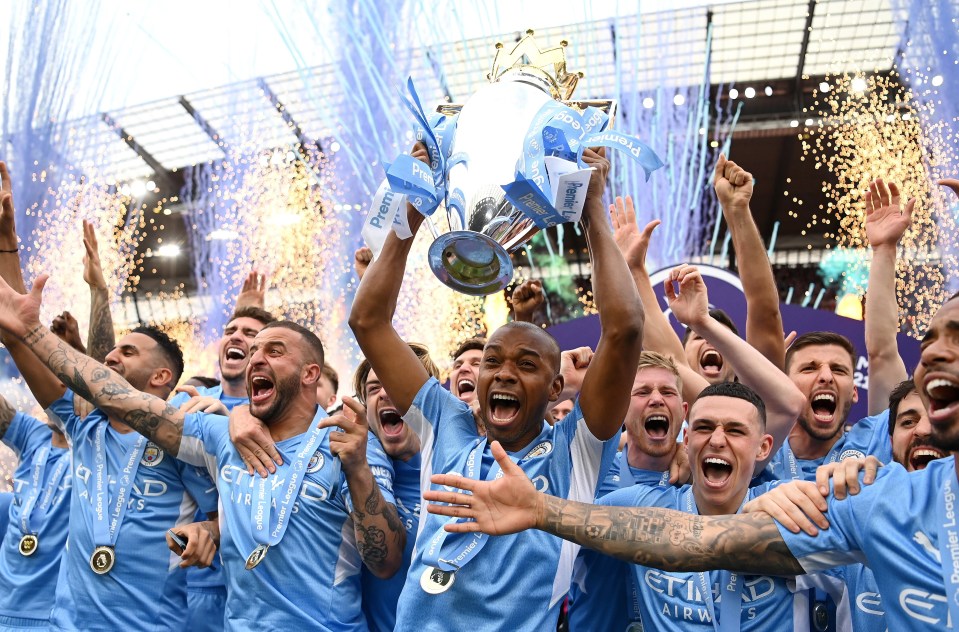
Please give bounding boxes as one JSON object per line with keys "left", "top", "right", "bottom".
{"left": 841, "top": 409, "right": 892, "bottom": 465}
{"left": 46, "top": 390, "right": 217, "bottom": 631}
{"left": 600, "top": 482, "right": 795, "bottom": 631}
{"left": 362, "top": 451, "right": 420, "bottom": 632}
{"left": 795, "top": 563, "right": 888, "bottom": 632}
{"left": 779, "top": 458, "right": 958, "bottom": 631}
{"left": 179, "top": 406, "right": 396, "bottom": 629}
{"left": 394, "top": 378, "right": 618, "bottom": 632}
{"left": 568, "top": 448, "right": 669, "bottom": 632}
{"left": 0, "top": 412, "right": 71, "bottom": 629}
{"left": 169, "top": 384, "right": 247, "bottom": 632}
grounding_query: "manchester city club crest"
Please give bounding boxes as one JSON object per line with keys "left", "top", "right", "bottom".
{"left": 140, "top": 442, "right": 164, "bottom": 467}
{"left": 306, "top": 449, "right": 325, "bottom": 474}
{"left": 525, "top": 441, "right": 553, "bottom": 459}
{"left": 838, "top": 449, "right": 865, "bottom": 461}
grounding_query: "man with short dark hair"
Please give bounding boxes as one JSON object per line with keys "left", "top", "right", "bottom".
{"left": 0, "top": 281, "right": 405, "bottom": 628}
{"left": 166, "top": 303, "right": 275, "bottom": 632}
{"left": 421, "top": 293, "right": 959, "bottom": 632}
{"left": 354, "top": 343, "right": 440, "bottom": 632}
{"left": 350, "top": 145, "right": 645, "bottom": 630}
{"left": 765, "top": 331, "right": 861, "bottom": 482}
{"left": 448, "top": 337, "right": 485, "bottom": 406}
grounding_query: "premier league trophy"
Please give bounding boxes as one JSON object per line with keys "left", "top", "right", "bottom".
{"left": 363, "top": 30, "right": 663, "bottom": 296}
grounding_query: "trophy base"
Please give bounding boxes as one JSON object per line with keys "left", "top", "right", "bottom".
{"left": 428, "top": 232, "right": 513, "bottom": 296}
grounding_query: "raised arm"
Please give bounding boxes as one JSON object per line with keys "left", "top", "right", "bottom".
{"left": 577, "top": 149, "right": 645, "bottom": 440}
{"left": 0, "top": 275, "right": 185, "bottom": 453}
{"left": 425, "top": 440, "right": 803, "bottom": 576}
{"left": 348, "top": 144, "right": 432, "bottom": 414}
{"left": 609, "top": 197, "right": 709, "bottom": 404}
{"left": 321, "top": 397, "right": 405, "bottom": 578}
{"left": 667, "top": 265, "right": 804, "bottom": 458}
{"left": 862, "top": 178, "right": 912, "bottom": 414}
{"left": 0, "top": 161, "right": 66, "bottom": 408}
{"left": 715, "top": 155, "right": 786, "bottom": 370}
{"left": 234, "top": 269, "right": 267, "bottom": 311}
{"left": 510, "top": 279, "right": 545, "bottom": 324}
{"left": 82, "top": 220, "right": 116, "bottom": 363}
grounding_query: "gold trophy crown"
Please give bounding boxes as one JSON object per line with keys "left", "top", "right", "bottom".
{"left": 487, "top": 30, "right": 583, "bottom": 100}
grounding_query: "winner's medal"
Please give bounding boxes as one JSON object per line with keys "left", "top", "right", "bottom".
{"left": 419, "top": 566, "right": 455, "bottom": 594}
{"left": 244, "top": 410, "right": 327, "bottom": 572}
{"left": 245, "top": 544, "right": 269, "bottom": 570}
{"left": 18, "top": 534, "right": 38, "bottom": 556}
{"left": 89, "top": 426, "right": 147, "bottom": 576}
{"left": 16, "top": 444, "right": 69, "bottom": 560}
{"left": 89, "top": 546, "right": 115, "bottom": 574}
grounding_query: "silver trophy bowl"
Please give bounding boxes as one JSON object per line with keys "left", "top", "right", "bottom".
{"left": 428, "top": 72, "right": 554, "bottom": 296}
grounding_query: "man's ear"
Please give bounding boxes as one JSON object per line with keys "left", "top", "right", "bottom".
{"left": 302, "top": 363, "right": 321, "bottom": 386}
{"left": 548, "top": 374, "right": 565, "bottom": 403}
{"left": 150, "top": 367, "right": 174, "bottom": 391}
{"left": 757, "top": 433, "right": 774, "bottom": 462}
{"left": 852, "top": 385, "right": 859, "bottom": 404}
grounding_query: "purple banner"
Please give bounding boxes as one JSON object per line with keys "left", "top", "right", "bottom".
{"left": 547, "top": 264, "right": 921, "bottom": 423}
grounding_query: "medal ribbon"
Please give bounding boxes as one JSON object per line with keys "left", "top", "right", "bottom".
{"left": 780, "top": 439, "right": 841, "bottom": 481}
{"left": 423, "top": 424, "right": 551, "bottom": 572}
{"left": 617, "top": 445, "right": 671, "bottom": 488}
{"left": 92, "top": 425, "right": 146, "bottom": 548}
{"left": 935, "top": 474, "right": 959, "bottom": 628}
{"left": 250, "top": 410, "right": 327, "bottom": 548}
{"left": 18, "top": 446, "right": 69, "bottom": 537}
{"left": 684, "top": 489, "right": 745, "bottom": 632}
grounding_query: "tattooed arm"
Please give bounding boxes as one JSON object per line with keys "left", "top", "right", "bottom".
{"left": 321, "top": 397, "right": 405, "bottom": 578}
{"left": 0, "top": 275, "right": 185, "bottom": 453}
{"left": 536, "top": 497, "right": 803, "bottom": 575}
{"left": 425, "top": 440, "right": 805, "bottom": 577}
{"left": 20, "top": 321, "right": 185, "bottom": 454}
{"left": 82, "top": 220, "right": 116, "bottom": 363}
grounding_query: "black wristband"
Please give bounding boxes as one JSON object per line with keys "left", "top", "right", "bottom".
{"left": 0, "top": 248, "right": 18, "bottom": 253}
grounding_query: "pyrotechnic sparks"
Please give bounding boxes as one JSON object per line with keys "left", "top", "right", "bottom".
{"left": 803, "top": 72, "right": 958, "bottom": 337}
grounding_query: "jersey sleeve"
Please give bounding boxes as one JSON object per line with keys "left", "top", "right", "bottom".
{"left": 775, "top": 468, "right": 893, "bottom": 572}
{"left": 175, "top": 458, "right": 219, "bottom": 515}
{"left": 403, "top": 377, "right": 476, "bottom": 449}
{"left": 841, "top": 409, "right": 892, "bottom": 464}
{"left": 596, "top": 481, "right": 675, "bottom": 508}
{"left": 167, "top": 390, "right": 191, "bottom": 410}
{"left": 341, "top": 432, "right": 397, "bottom": 513}
{"left": 1, "top": 411, "right": 52, "bottom": 458}
{"left": 44, "top": 388, "right": 81, "bottom": 436}
{"left": 555, "top": 398, "right": 619, "bottom": 504}
{"left": 179, "top": 412, "right": 230, "bottom": 467}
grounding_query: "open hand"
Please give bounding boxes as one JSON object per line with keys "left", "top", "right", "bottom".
{"left": 664, "top": 265, "right": 709, "bottom": 328}
{"left": 425, "top": 440, "right": 541, "bottom": 535}
{"left": 319, "top": 396, "right": 369, "bottom": 474}
{"left": 864, "top": 178, "right": 913, "bottom": 250}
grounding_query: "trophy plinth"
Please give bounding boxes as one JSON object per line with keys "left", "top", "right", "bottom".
{"left": 428, "top": 231, "right": 512, "bottom": 296}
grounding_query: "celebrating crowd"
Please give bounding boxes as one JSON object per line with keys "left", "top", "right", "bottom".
{"left": 0, "top": 143, "right": 956, "bottom": 632}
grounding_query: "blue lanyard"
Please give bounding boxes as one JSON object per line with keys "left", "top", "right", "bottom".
{"left": 92, "top": 425, "right": 146, "bottom": 547}
{"left": 617, "top": 445, "right": 671, "bottom": 488}
{"left": 250, "top": 412, "right": 326, "bottom": 547}
{"left": 781, "top": 439, "right": 839, "bottom": 481}
{"left": 423, "top": 425, "right": 550, "bottom": 572}
{"left": 935, "top": 474, "right": 959, "bottom": 628}
{"left": 18, "top": 445, "right": 68, "bottom": 536}
{"left": 684, "top": 489, "right": 745, "bottom": 632}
